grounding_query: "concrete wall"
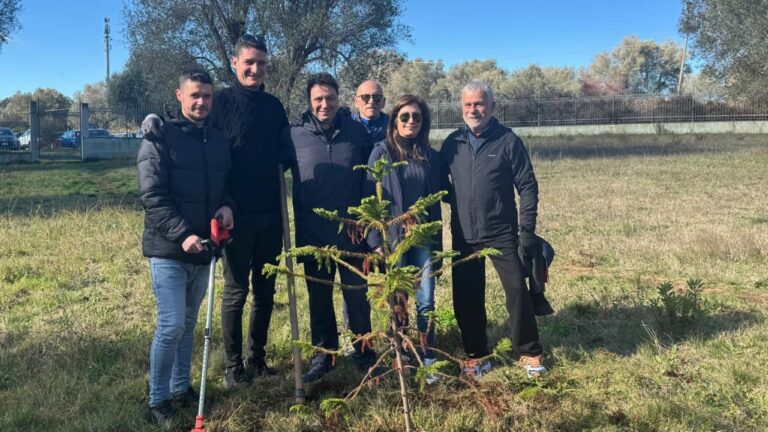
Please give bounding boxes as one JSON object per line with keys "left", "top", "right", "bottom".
{"left": 0, "top": 151, "right": 33, "bottom": 164}
{"left": 82, "top": 137, "right": 142, "bottom": 160}
{"left": 431, "top": 120, "right": 768, "bottom": 142}
{"left": 430, "top": 120, "right": 768, "bottom": 158}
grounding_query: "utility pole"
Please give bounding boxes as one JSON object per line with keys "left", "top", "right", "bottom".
{"left": 677, "top": 34, "right": 688, "bottom": 95}
{"left": 104, "top": 18, "right": 111, "bottom": 82}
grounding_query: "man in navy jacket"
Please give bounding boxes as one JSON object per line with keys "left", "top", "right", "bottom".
{"left": 440, "top": 81, "right": 546, "bottom": 379}
{"left": 282, "top": 73, "right": 376, "bottom": 383}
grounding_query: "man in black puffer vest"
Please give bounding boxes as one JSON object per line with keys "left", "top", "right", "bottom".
{"left": 142, "top": 35, "right": 289, "bottom": 389}
{"left": 138, "top": 70, "right": 235, "bottom": 425}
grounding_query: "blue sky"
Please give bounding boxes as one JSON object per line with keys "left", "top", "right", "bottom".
{"left": 0, "top": 0, "right": 685, "bottom": 100}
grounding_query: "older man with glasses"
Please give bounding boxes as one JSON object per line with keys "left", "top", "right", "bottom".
{"left": 350, "top": 80, "right": 389, "bottom": 143}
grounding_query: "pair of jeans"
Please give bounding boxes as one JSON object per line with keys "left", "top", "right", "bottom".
{"left": 451, "top": 238, "right": 542, "bottom": 358}
{"left": 303, "top": 258, "right": 372, "bottom": 353}
{"left": 400, "top": 247, "right": 436, "bottom": 359}
{"left": 221, "top": 214, "right": 283, "bottom": 370}
{"left": 148, "top": 257, "right": 209, "bottom": 407}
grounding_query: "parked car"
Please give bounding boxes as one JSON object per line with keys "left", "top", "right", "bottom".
{"left": 56, "top": 128, "right": 112, "bottom": 148}
{"left": 18, "top": 129, "right": 31, "bottom": 149}
{"left": 0, "top": 127, "right": 20, "bottom": 149}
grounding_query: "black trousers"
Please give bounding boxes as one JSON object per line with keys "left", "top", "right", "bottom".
{"left": 221, "top": 214, "right": 283, "bottom": 369}
{"left": 451, "top": 237, "right": 542, "bottom": 358}
{"left": 303, "top": 258, "right": 372, "bottom": 352}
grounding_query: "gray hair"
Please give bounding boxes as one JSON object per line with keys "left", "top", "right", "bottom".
{"left": 461, "top": 80, "right": 494, "bottom": 105}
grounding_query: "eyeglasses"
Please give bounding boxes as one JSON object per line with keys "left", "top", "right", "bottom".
{"left": 357, "top": 93, "right": 384, "bottom": 104}
{"left": 398, "top": 112, "right": 422, "bottom": 124}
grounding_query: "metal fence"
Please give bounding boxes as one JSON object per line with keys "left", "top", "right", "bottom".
{"left": 429, "top": 95, "right": 768, "bottom": 129}
{"left": 88, "top": 104, "right": 170, "bottom": 137}
{"left": 0, "top": 112, "right": 30, "bottom": 153}
{"left": 37, "top": 107, "right": 83, "bottom": 160}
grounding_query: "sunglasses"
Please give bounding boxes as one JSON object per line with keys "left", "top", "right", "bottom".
{"left": 398, "top": 111, "right": 422, "bottom": 124}
{"left": 357, "top": 93, "right": 384, "bottom": 104}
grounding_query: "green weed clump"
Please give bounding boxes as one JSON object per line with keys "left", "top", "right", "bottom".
{"left": 651, "top": 279, "right": 711, "bottom": 328}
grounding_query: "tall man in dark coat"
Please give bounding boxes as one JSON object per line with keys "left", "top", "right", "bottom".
{"left": 213, "top": 35, "right": 290, "bottom": 388}
{"left": 439, "top": 81, "right": 546, "bottom": 379}
{"left": 282, "top": 73, "right": 376, "bottom": 383}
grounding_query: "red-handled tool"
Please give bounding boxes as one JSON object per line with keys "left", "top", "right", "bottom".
{"left": 191, "top": 218, "right": 231, "bottom": 432}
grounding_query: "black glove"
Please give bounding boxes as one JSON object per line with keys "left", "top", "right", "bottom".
{"left": 140, "top": 114, "right": 165, "bottom": 140}
{"left": 518, "top": 232, "right": 542, "bottom": 259}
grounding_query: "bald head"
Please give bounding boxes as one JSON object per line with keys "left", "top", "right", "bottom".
{"left": 354, "top": 80, "right": 386, "bottom": 120}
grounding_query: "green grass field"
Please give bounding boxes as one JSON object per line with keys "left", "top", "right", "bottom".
{"left": 1, "top": 138, "right": 767, "bottom": 431}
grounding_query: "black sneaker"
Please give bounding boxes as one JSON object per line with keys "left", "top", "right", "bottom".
{"left": 352, "top": 350, "right": 378, "bottom": 373}
{"left": 246, "top": 357, "right": 277, "bottom": 377}
{"left": 171, "top": 386, "right": 198, "bottom": 408}
{"left": 224, "top": 365, "right": 248, "bottom": 390}
{"left": 302, "top": 353, "right": 333, "bottom": 384}
{"left": 149, "top": 400, "right": 175, "bottom": 425}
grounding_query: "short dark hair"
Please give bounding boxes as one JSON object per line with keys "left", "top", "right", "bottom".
{"left": 306, "top": 73, "right": 339, "bottom": 99}
{"left": 235, "top": 34, "right": 268, "bottom": 56}
{"left": 178, "top": 69, "right": 213, "bottom": 87}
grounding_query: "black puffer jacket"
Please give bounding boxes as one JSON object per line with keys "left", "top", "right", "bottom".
{"left": 208, "top": 81, "right": 289, "bottom": 215}
{"left": 138, "top": 114, "right": 235, "bottom": 264}
{"left": 283, "top": 111, "right": 372, "bottom": 255}
{"left": 439, "top": 117, "right": 538, "bottom": 245}
{"left": 365, "top": 141, "right": 443, "bottom": 251}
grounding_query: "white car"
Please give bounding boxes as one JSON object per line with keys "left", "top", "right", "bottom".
{"left": 18, "top": 129, "right": 31, "bottom": 149}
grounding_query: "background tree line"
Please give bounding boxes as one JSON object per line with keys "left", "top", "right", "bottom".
{"left": 1, "top": 0, "right": 764, "bottom": 121}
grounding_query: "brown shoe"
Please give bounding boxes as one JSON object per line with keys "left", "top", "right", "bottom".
{"left": 461, "top": 358, "right": 492, "bottom": 381}
{"left": 520, "top": 354, "right": 546, "bottom": 378}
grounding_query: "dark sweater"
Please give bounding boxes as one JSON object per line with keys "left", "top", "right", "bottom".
{"left": 365, "top": 141, "right": 443, "bottom": 251}
{"left": 208, "top": 81, "right": 289, "bottom": 215}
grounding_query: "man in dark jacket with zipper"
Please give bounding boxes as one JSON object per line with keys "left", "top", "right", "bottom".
{"left": 440, "top": 81, "right": 546, "bottom": 380}
{"left": 141, "top": 35, "right": 289, "bottom": 389}
{"left": 282, "top": 73, "right": 376, "bottom": 383}
{"left": 138, "top": 69, "right": 235, "bottom": 425}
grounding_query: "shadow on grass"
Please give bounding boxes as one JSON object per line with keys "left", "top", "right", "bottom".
{"left": 0, "top": 327, "right": 309, "bottom": 431}
{"left": 537, "top": 301, "right": 763, "bottom": 359}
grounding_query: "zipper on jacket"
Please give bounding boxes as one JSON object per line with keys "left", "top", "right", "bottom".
{"left": 201, "top": 126, "right": 211, "bottom": 237}
{"left": 466, "top": 133, "right": 478, "bottom": 240}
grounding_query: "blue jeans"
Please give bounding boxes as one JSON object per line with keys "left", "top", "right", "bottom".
{"left": 402, "top": 247, "right": 436, "bottom": 359}
{"left": 148, "top": 257, "right": 209, "bottom": 407}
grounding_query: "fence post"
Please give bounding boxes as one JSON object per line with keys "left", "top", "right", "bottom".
{"left": 80, "top": 103, "right": 90, "bottom": 160}
{"left": 29, "top": 100, "right": 40, "bottom": 161}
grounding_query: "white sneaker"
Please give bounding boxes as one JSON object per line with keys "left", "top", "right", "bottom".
{"left": 461, "top": 358, "right": 492, "bottom": 381}
{"left": 423, "top": 357, "right": 440, "bottom": 384}
{"left": 341, "top": 335, "right": 356, "bottom": 357}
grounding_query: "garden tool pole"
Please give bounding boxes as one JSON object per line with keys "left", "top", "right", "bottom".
{"left": 191, "top": 240, "right": 219, "bottom": 432}
{"left": 192, "top": 219, "right": 230, "bottom": 432}
{"left": 278, "top": 164, "right": 306, "bottom": 404}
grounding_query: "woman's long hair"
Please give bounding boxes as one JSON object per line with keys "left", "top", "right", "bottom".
{"left": 385, "top": 94, "right": 432, "bottom": 162}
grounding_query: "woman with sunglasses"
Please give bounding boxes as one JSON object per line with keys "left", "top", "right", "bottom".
{"left": 365, "top": 94, "right": 443, "bottom": 379}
